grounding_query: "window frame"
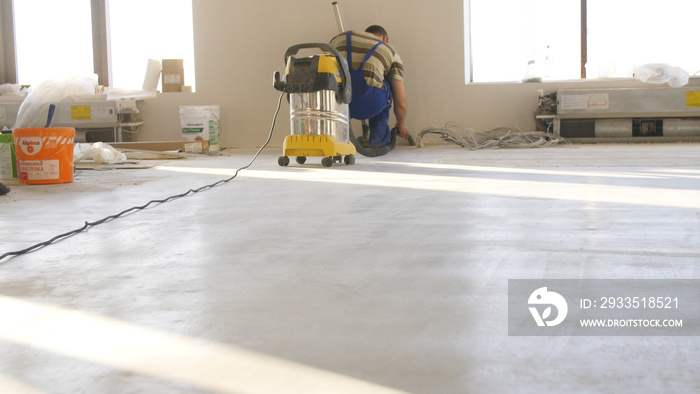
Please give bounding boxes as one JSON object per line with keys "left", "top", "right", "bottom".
{"left": 0, "top": 0, "right": 18, "bottom": 84}
{"left": 91, "top": 0, "right": 111, "bottom": 87}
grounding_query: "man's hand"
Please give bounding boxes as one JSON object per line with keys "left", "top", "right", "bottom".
{"left": 395, "top": 124, "right": 410, "bottom": 139}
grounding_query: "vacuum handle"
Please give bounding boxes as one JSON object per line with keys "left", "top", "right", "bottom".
{"left": 332, "top": 1, "right": 345, "bottom": 33}
{"left": 284, "top": 43, "right": 350, "bottom": 86}
{"left": 284, "top": 42, "right": 337, "bottom": 59}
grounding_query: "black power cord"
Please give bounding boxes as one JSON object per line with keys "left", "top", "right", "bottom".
{"left": 0, "top": 92, "right": 285, "bottom": 262}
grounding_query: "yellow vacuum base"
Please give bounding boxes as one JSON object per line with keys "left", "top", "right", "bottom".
{"left": 279, "top": 135, "right": 356, "bottom": 167}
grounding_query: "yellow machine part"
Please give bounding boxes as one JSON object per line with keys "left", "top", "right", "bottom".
{"left": 283, "top": 135, "right": 356, "bottom": 157}
{"left": 317, "top": 54, "right": 342, "bottom": 83}
{"left": 284, "top": 54, "right": 342, "bottom": 83}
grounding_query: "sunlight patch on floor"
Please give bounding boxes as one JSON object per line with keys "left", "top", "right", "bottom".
{"left": 0, "top": 295, "right": 407, "bottom": 394}
{"left": 156, "top": 165, "right": 700, "bottom": 209}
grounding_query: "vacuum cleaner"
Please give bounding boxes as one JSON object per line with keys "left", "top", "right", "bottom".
{"left": 273, "top": 43, "right": 356, "bottom": 167}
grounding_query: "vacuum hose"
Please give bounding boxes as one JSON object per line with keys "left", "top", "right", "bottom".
{"left": 348, "top": 122, "right": 396, "bottom": 157}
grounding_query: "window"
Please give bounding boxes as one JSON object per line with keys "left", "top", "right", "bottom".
{"left": 109, "top": 0, "right": 196, "bottom": 90}
{"left": 14, "top": 0, "right": 94, "bottom": 85}
{"left": 465, "top": 0, "right": 700, "bottom": 83}
{"left": 6, "top": 0, "right": 195, "bottom": 91}
{"left": 586, "top": 0, "right": 700, "bottom": 79}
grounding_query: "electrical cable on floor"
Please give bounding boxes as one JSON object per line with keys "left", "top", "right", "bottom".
{"left": 416, "top": 121, "right": 568, "bottom": 150}
{"left": 0, "top": 92, "right": 286, "bottom": 263}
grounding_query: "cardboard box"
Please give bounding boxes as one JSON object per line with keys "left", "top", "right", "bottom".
{"left": 162, "top": 59, "right": 184, "bottom": 92}
{"left": 0, "top": 133, "right": 17, "bottom": 179}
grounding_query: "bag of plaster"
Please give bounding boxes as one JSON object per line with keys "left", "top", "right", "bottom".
{"left": 0, "top": 83, "right": 27, "bottom": 97}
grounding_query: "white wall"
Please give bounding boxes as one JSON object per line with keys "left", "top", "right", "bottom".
{"left": 135, "top": 0, "right": 700, "bottom": 148}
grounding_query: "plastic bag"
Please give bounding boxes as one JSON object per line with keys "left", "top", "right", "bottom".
{"left": 13, "top": 76, "right": 97, "bottom": 129}
{"left": 73, "top": 142, "right": 127, "bottom": 164}
{"left": 633, "top": 64, "right": 689, "bottom": 88}
{"left": 0, "top": 83, "right": 27, "bottom": 97}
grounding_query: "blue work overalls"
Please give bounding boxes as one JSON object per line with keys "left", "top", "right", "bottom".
{"left": 346, "top": 31, "right": 393, "bottom": 148}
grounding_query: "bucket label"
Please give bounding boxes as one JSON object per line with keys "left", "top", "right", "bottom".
{"left": 209, "top": 120, "right": 219, "bottom": 144}
{"left": 18, "top": 160, "right": 59, "bottom": 180}
{"left": 17, "top": 136, "right": 44, "bottom": 156}
{"left": 183, "top": 126, "right": 205, "bottom": 134}
{"left": 0, "top": 139, "right": 16, "bottom": 179}
{"left": 15, "top": 135, "right": 73, "bottom": 156}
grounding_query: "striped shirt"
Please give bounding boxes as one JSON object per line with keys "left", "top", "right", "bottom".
{"left": 330, "top": 31, "right": 404, "bottom": 89}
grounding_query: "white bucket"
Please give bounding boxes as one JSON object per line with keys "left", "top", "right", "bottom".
{"left": 179, "top": 105, "right": 221, "bottom": 151}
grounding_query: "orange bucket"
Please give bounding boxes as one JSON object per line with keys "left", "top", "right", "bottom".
{"left": 13, "top": 127, "right": 75, "bottom": 184}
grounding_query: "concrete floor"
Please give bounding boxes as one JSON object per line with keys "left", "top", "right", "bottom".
{"left": 0, "top": 143, "right": 698, "bottom": 393}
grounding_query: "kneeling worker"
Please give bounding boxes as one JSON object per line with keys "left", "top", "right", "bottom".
{"left": 330, "top": 25, "right": 409, "bottom": 148}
